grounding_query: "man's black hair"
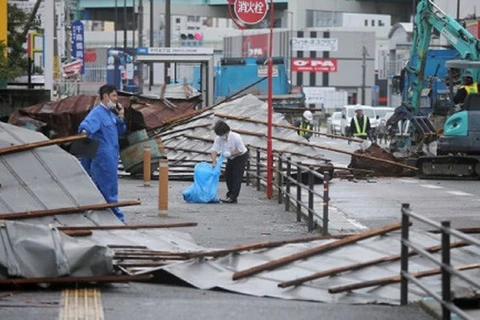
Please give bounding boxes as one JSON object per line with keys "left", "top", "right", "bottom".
{"left": 99, "top": 84, "right": 118, "bottom": 98}
{"left": 214, "top": 120, "right": 230, "bottom": 136}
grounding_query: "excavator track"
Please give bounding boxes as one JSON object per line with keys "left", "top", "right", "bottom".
{"left": 416, "top": 155, "right": 480, "bottom": 179}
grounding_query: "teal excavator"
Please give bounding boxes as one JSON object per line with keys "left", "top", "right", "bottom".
{"left": 387, "top": 0, "right": 480, "bottom": 178}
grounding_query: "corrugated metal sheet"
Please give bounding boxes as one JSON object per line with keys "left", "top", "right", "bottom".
{"left": 0, "top": 122, "right": 478, "bottom": 306}
{"left": 158, "top": 94, "right": 332, "bottom": 178}
{"left": 158, "top": 230, "right": 480, "bottom": 304}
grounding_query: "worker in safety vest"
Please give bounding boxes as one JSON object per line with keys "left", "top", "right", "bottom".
{"left": 453, "top": 71, "right": 479, "bottom": 106}
{"left": 295, "top": 110, "right": 313, "bottom": 141}
{"left": 348, "top": 105, "right": 372, "bottom": 140}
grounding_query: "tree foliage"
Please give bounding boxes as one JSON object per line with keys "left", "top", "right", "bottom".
{"left": 2, "top": 3, "right": 42, "bottom": 80}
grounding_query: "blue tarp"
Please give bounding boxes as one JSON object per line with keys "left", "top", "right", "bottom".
{"left": 182, "top": 155, "right": 224, "bottom": 203}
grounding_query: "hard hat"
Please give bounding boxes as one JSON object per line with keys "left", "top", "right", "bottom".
{"left": 355, "top": 104, "right": 363, "bottom": 112}
{"left": 303, "top": 110, "right": 313, "bottom": 121}
{"left": 464, "top": 71, "right": 473, "bottom": 78}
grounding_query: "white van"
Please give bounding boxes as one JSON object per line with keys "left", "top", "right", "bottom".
{"left": 340, "top": 105, "right": 377, "bottom": 136}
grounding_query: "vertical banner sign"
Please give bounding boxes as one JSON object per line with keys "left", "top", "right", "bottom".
{"left": 234, "top": 0, "right": 268, "bottom": 26}
{"left": 71, "top": 20, "right": 85, "bottom": 74}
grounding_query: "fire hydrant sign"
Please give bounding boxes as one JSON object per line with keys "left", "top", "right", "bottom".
{"left": 234, "top": 0, "right": 268, "bottom": 25}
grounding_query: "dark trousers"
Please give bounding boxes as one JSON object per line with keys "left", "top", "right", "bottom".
{"left": 225, "top": 151, "right": 248, "bottom": 201}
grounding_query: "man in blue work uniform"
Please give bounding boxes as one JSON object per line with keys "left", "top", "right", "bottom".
{"left": 210, "top": 120, "right": 248, "bottom": 204}
{"left": 78, "top": 84, "right": 127, "bottom": 221}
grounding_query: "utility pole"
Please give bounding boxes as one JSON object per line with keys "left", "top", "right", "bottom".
{"left": 114, "top": 0, "right": 118, "bottom": 47}
{"left": 164, "top": 0, "right": 171, "bottom": 84}
{"left": 138, "top": 0, "right": 144, "bottom": 93}
{"left": 123, "top": 0, "right": 127, "bottom": 53}
{"left": 361, "top": 46, "right": 368, "bottom": 105}
{"left": 149, "top": 0, "right": 153, "bottom": 90}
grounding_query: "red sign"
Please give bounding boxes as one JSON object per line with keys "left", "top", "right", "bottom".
{"left": 291, "top": 58, "right": 338, "bottom": 73}
{"left": 234, "top": 0, "right": 268, "bottom": 25}
{"left": 242, "top": 34, "right": 268, "bottom": 57}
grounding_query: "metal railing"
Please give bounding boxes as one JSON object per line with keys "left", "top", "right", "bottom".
{"left": 247, "top": 146, "right": 331, "bottom": 234}
{"left": 400, "top": 203, "right": 480, "bottom": 320}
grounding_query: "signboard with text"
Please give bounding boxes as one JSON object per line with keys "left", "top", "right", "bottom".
{"left": 291, "top": 58, "right": 338, "bottom": 73}
{"left": 136, "top": 47, "right": 214, "bottom": 55}
{"left": 234, "top": 0, "right": 268, "bottom": 25}
{"left": 291, "top": 37, "right": 338, "bottom": 52}
{"left": 71, "top": 20, "right": 85, "bottom": 74}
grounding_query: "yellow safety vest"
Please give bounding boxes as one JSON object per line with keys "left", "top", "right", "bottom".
{"left": 460, "top": 83, "right": 478, "bottom": 94}
{"left": 353, "top": 116, "right": 368, "bottom": 137}
{"left": 299, "top": 122, "right": 311, "bottom": 137}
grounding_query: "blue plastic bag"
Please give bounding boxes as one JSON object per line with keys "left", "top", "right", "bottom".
{"left": 182, "top": 155, "right": 224, "bottom": 203}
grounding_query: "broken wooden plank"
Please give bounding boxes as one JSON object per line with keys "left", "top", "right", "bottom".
{"left": 0, "top": 200, "right": 141, "bottom": 220}
{"left": 278, "top": 240, "right": 469, "bottom": 288}
{"left": 57, "top": 222, "right": 198, "bottom": 231}
{"left": 230, "top": 127, "right": 417, "bottom": 172}
{"left": 0, "top": 274, "right": 153, "bottom": 286}
{"left": 186, "top": 234, "right": 352, "bottom": 259}
{"left": 232, "top": 222, "right": 403, "bottom": 281}
{"left": 61, "top": 230, "right": 93, "bottom": 237}
{"left": 215, "top": 112, "right": 359, "bottom": 142}
{"left": 428, "top": 227, "right": 480, "bottom": 234}
{"left": 0, "top": 134, "right": 87, "bottom": 157}
{"left": 328, "top": 263, "right": 480, "bottom": 294}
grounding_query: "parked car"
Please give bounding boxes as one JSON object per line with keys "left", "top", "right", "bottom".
{"left": 340, "top": 105, "right": 377, "bottom": 136}
{"left": 327, "top": 111, "right": 342, "bottom": 134}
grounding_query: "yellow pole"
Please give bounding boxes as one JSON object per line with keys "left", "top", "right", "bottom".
{"left": 0, "top": 0, "right": 7, "bottom": 48}
{"left": 158, "top": 159, "right": 169, "bottom": 217}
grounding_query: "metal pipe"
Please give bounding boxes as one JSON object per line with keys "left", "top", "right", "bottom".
{"left": 400, "top": 203, "right": 410, "bottom": 305}
{"left": 307, "top": 167, "right": 314, "bottom": 231}
{"left": 285, "top": 157, "right": 291, "bottom": 212}
{"left": 296, "top": 165, "right": 302, "bottom": 222}
{"left": 441, "top": 221, "right": 451, "bottom": 320}
{"left": 322, "top": 171, "right": 330, "bottom": 236}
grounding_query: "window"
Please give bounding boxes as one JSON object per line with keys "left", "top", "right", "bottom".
{"left": 364, "top": 19, "right": 368, "bottom": 27}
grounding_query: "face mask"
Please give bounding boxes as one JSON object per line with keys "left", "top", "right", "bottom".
{"left": 221, "top": 134, "right": 228, "bottom": 140}
{"left": 107, "top": 99, "right": 116, "bottom": 110}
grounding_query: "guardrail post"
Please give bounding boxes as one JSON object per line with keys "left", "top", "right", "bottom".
{"left": 322, "top": 171, "right": 330, "bottom": 236}
{"left": 285, "top": 157, "right": 291, "bottom": 212}
{"left": 441, "top": 220, "right": 451, "bottom": 320}
{"left": 256, "top": 148, "right": 261, "bottom": 191}
{"left": 296, "top": 165, "right": 302, "bottom": 222}
{"left": 246, "top": 154, "right": 250, "bottom": 186}
{"left": 308, "top": 167, "right": 314, "bottom": 232}
{"left": 277, "top": 155, "right": 283, "bottom": 204}
{"left": 400, "top": 203, "right": 410, "bottom": 305}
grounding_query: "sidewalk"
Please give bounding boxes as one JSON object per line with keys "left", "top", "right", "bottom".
{"left": 120, "top": 177, "right": 314, "bottom": 249}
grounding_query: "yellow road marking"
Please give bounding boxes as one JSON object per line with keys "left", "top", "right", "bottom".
{"left": 59, "top": 287, "right": 104, "bottom": 320}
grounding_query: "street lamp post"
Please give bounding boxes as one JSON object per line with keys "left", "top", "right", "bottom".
{"left": 287, "top": 11, "right": 293, "bottom": 93}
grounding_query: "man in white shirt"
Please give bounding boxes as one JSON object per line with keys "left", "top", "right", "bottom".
{"left": 210, "top": 120, "right": 248, "bottom": 204}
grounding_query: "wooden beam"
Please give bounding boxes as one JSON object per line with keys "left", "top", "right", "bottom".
{"left": 58, "top": 222, "right": 198, "bottom": 231}
{"left": 187, "top": 234, "right": 352, "bottom": 259}
{"left": 232, "top": 222, "right": 403, "bottom": 281}
{"left": 278, "top": 241, "right": 469, "bottom": 288}
{"left": 0, "top": 274, "right": 153, "bottom": 286}
{"left": 0, "top": 134, "right": 87, "bottom": 157}
{"left": 227, "top": 127, "right": 416, "bottom": 171}
{"left": 215, "top": 112, "right": 359, "bottom": 142}
{"left": 0, "top": 200, "right": 141, "bottom": 220}
{"left": 428, "top": 227, "right": 480, "bottom": 234}
{"left": 328, "top": 263, "right": 480, "bottom": 294}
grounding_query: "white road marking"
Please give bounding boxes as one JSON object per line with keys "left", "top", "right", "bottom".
{"left": 420, "top": 184, "right": 444, "bottom": 189}
{"left": 447, "top": 191, "right": 474, "bottom": 196}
